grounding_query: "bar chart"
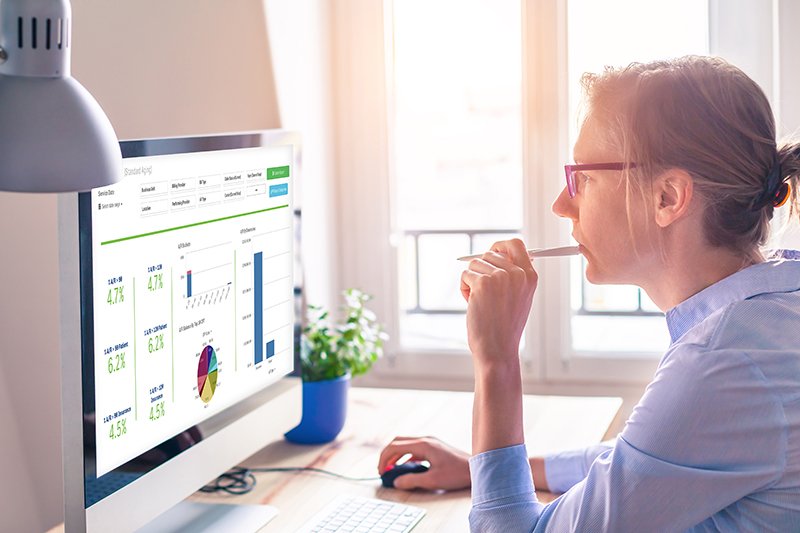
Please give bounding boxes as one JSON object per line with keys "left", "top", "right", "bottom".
{"left": 254, "top": 252, "right": 264, "bottom": 365}
{"left": 247, "top": 227, "right": 293, "bottom": 369}
{"left": 181, "top": 243, "right": 233, "bottom": 309}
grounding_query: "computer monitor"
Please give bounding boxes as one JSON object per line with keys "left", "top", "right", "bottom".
{"left": 58, "top": 130, "right": 302, "bottom": 532}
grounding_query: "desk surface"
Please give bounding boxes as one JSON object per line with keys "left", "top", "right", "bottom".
{"left": 192, "top": 386, "right": 622, "bottom": 532}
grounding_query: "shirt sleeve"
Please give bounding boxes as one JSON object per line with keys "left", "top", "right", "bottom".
{"left": 468, "top": 444, "right": 544, "bottom": 532}
{"left": 468, "top": 344, "right": 787, "bottom": 532}
{"left": 543, "top": 439, "right": 616, "bottom": 493}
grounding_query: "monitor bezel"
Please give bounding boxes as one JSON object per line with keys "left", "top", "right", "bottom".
{"left": 59, "top": 130, "right": 302, "bottom": 532}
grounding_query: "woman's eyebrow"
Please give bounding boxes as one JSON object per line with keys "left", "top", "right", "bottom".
{"left": 571, "top": 144, "right": 586, "bottom": 163}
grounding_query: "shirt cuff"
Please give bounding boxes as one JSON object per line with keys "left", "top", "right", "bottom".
{"left": 543, "top": 451, "right": 586, "bottom": 494}
{"left": 543, "top": 440, "right": 615, "bottom": 494}
{"left": 469, "top": 444, "right": 535, "bottom": 505}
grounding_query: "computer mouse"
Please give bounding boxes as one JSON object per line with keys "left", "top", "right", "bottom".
{"left": 381, "top": 461, "right": 430, "bottom": 488}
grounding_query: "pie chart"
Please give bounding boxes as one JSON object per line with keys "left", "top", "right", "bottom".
{"left": 197, "top": 345, "right": 218, "bottom": 403}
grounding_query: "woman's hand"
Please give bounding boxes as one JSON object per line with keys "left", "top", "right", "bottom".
{"left": 377, "top": 436, "right": 471, "bottom": 491}
{"left": 460, "top": 238, "right": 538, "bottom": 369}
{"left": 461, "top": 239, "right": 537, "bottom": 454}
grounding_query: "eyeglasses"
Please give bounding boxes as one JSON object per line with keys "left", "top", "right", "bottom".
{"left": 564, "top": 162, "right": 636, "bottom": 198}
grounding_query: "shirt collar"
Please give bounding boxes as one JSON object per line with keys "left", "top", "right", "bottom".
{"left": 665, "top": 250, "right": 800, "bottom": 343}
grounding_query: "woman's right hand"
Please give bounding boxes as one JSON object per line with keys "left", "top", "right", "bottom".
{"left": 377, "top": 436, "right": 471, "bottom": 491}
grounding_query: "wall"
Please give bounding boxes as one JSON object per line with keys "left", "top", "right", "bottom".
{"left": 71, "top": 0, "right": 280, "bottom": 140}
{"left": 0, "top": 1, "right": 281, "bottom": 530}
{"left": 0, "top": 193, "right": 60, "bottom": 533}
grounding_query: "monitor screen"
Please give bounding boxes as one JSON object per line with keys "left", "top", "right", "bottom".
{"left": 73, "top": 132, "right": 298, "bottom": 512}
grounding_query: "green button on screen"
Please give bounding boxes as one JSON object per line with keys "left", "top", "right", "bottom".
{"left": 267, "top": 166, "right": 290, "bottom": 179}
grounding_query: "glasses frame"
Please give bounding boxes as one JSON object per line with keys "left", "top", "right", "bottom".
{"left": 564, "top": 162, "right": 636, "bottom": 198}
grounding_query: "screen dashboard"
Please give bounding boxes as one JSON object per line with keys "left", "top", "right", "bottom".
{"left": 80, "top": 136, "right": 296, "bottom": 484}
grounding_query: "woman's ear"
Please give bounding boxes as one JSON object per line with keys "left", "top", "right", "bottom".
{"left": 654, "top": 169, "right": 693, "bottom": 228}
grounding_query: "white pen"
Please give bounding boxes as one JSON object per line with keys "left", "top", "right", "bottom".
{"left": 457, "top": 245, "right": 581, "bottom": 262}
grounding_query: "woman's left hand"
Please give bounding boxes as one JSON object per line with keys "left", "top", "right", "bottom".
{"left": 460, "top": 238, "right": 538, "bottom": 369}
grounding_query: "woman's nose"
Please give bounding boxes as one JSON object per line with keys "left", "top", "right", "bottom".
{"left": 552, "top": 186, "right": 575, "bottom": 219}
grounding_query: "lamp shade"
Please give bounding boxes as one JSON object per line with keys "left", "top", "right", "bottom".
{"left": 0, "top": 0, "right": 121, "bottom": 193}
{"left": 0, "top": 74, "right": 121, "bottom": 192}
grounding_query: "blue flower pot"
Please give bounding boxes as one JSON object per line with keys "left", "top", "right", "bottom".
{"left": 284, "top": 374, "right": 350, "bottom": 444}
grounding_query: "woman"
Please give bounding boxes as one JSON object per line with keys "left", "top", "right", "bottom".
{"left": 378, "top": 56, "right": 800, "bottom": 531}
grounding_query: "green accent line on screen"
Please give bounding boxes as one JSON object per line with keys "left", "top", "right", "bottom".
{"left": 171, "top": 267, "right": 174, "bottom": 402}
{"left": 133, "top": 277, "right": 137, "bottom": 421}
{"left": 100, "top": 205, "right": 289, "bottom": 245}
{"left": 234, "top": 249, "right": 238, "bottom": 372}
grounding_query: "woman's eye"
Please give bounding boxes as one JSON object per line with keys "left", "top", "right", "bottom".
{"left": 572, "top": 171, "right": 591, "bottom": 195}
{"left": 575, "top": 172, "right": 590, "bottom": 192}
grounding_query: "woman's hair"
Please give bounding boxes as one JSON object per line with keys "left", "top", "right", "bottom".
{"left": 581, "top": 55, "right": 800, "bottom": 262}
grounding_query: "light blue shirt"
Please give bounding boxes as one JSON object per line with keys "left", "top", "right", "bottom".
{"left": 469, "top": 251, "right": 800, "bottom": 532}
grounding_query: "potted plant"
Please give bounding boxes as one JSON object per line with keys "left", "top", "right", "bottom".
{"left": 284, "top": 289, "right": 387, "bottom": 444}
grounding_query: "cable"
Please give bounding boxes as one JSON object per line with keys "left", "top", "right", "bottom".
{"left": 199, "top": 466, "right": 381, "bottom": 495}
{"left": 198, "top": 467, "right": 256, "bottom": 495}
{"left": 249, "top": 467, "right": 382, "bottom": 482}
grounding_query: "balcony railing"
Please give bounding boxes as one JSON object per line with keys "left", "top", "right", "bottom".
{"left": 401, "top": 229, "right": 663, "bottom": 318}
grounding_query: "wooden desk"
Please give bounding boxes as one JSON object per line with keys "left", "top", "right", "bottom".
{"left": 191, "top": 387, "right": 622, "bottom": 532}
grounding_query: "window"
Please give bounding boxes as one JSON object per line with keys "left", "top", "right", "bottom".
{"left": 332, "top": 0, "right": 785, "bottom": 385}
{"left": 390, "top": 0, "right": 523, "bottom": 351}
{"left": 389, "top": 0, "right": 707, "bottom": 363}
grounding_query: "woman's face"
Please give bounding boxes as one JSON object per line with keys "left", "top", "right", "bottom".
{"left": 552, "top": 115, "right": 657, "bottom": 285}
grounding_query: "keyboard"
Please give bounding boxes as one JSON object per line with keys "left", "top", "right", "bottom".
{"left": 297, "top": 495, "right": 426, "bottom": 532}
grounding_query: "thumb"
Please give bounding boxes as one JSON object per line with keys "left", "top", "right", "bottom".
{"left": 393, "top": 471, "right": 432, "bottom": 491}
{"left": 491, "top": 238, "right": 532, "bottom": 270}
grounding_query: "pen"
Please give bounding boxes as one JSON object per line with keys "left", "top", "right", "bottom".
{"left": 457, "top": 245, "right": 581, "bottom": 261}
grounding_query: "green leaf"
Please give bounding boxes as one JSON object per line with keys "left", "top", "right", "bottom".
{"left": 299, "top": 288, "right": 388, "bottom": 381}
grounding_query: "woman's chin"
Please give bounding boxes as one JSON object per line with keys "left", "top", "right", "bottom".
{"left": 585, "top": 261, "right": 631, "bottom": 286}
{"left": 584, "top": 262, "right": 610, "bottom": 285}
{"left": 584, "top": 267, "right": 602, "bottom": 285}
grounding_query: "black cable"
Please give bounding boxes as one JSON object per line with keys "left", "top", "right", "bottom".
{"left": 199, "top": 467, "right": 256, "bottom": 495}
{"left": 199, "top": 466, "right": 381, "bottom": 495}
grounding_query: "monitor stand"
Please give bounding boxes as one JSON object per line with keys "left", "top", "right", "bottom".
{"left": 136, "top": 502, "right": 278, "bottom": 533}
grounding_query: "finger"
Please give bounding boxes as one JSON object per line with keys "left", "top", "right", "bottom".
{"left": 460, "top": 269, "right": 483, "bottom": 302}
{"left": 466, "top": 258, "right": 501, "bottom": 275}
{"left": 378, "top": 440, "right": 434, "bottom": 473}
{"left": 490, "top": 239, "right": 533, "bottom": 270}
{"left": 474, "top": 251, "right": 517, "bottom": 272}
{"left": 460, "top": 269, "right": 483, "bottom": 289}
{"left": 377, "top": 441, "right": 423, "bottom": 473}
{"left": 393, "top": 471, "right": 436, "bottom": 491}
{"left": 378, "top": 439, "right": 416, "bottom": 472}
{"left": 378, "top": 450, "right": 406, "bottom": 474}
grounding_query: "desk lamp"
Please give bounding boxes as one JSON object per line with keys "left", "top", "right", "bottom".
{"left": 0, "top": 0, "right": 120, "bottom": 192}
